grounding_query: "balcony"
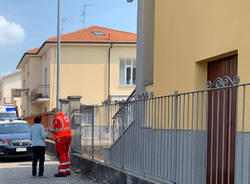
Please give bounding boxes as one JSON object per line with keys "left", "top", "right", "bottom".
{"left": 30, "top": 85, "right": 50, "bottom": 103}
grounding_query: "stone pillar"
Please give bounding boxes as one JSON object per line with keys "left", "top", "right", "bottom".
{"left": 59, "top": 99, "right": 69, "bottom": 115}
{"left": 67, "top": 96, "right": 82, "bottom": 116}
{"left": 68, "top": 96, "right": 82, "bottom": 155}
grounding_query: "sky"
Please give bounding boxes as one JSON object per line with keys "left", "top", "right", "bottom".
{"left": 0, "top": 0, "right": 137, "bottom": 76}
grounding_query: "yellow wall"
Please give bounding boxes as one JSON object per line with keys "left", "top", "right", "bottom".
{"left": 0, "top": 72, "right": 22, "bottom": 115}
{"left": 49, "top": 44, "right": 136, "bottom": 110}
{"left": 20, "top": 56, "right": 47, "bottom": 115}
{"left": 30, "top": 102, "right": 49, "bottom": 115}
{"left": 20, "top": 43, "right": 136, "bottom": 114}
{"left": 21, "top": 60, "right": 29, "bottom": 116}
{"left": 142, "top": 0, "right": 250, "bottom": 131}
{"left": 151, "top": 0, "right": 250, "bottom": 97}
{"left": 110, "top": 45, "right": 136, "bottom": 95}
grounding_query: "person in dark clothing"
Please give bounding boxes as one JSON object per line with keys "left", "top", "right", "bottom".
{"left": 30, "top": 115, "right": 48, "bottom": 177}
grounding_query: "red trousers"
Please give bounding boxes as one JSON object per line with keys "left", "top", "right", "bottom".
{"left": 55, "top": 136, "right": 72, "bottom": 174}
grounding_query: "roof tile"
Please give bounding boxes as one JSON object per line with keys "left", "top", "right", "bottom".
{"left": 47, "top": 26, "right": 136, "bottom": 43}
{"left": 26, "top": 47, "right": 40, "bottom": 54}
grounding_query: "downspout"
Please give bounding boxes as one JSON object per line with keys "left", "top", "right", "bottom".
{"left": 108, "top": 43, "right": 113, "bottom": 103}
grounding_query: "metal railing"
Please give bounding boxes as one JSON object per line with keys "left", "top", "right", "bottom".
{"left": 30, "top": 85, "right": 50, "bottom": 102}
{"left": 71, "top": 103, "right": 122, "bottom": 160}
{"left": 71, "top": 76, "right": 250, "bottom": 184}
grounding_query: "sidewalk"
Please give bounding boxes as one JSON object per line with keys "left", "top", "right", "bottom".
{"left": 0, "top": 153, "right": 100, "bottom": 184}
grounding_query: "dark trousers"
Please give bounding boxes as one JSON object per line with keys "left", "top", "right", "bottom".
{"left": 32, "top": 146, "right": 45, "bottom": 176}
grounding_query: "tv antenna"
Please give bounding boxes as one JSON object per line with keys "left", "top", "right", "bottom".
{"left": 80, "top": 1, "right": 95, "bottom": 29}
{"left": 61, "top": 17, "right": 72, "bottom": 33}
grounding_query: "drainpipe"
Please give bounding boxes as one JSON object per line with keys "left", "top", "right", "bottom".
{"left": 108, "top": 43, "right": 113, "bottom": 103}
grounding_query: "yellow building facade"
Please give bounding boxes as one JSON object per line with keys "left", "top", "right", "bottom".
{"left": 137, "top": 0, "right": 250, "bottom": 97}
{"left": 17, "top": 26, "right": 136, "bottom": 116}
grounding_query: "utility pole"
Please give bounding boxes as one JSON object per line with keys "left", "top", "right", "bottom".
{"left": 56, "top": 0, "right": 61, "bottom": 109}
{"left": 80, "top": 1, "right": 94, "bottom": 29}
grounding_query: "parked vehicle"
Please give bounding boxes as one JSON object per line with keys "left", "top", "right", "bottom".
{"left": 0, "top": 121, "right": 32, "bottom": 158}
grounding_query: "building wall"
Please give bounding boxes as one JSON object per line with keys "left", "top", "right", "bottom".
{"left": 49, "top": 44, "right": 136, "bottom": 110}
{"left": 0, "top": 81, "right": 3, "bottom": 105}
{"left": 20, "top": 56, "right": 43, "bottom": 116}
{"left": 28, "top": 56, "right": 42, "bottom": 115}
{"left": 29, "top": 56, "right": 42, "bottom": 92}
{"left": 21, "top": 61, "right": 29, "bottom": 116}
{"left": 0, "top": 72, "right": 22, "bottom": 115}
{"left": 136, "top": 0, "right": 155, "bottom": 97}
{"left": 39, "top": 50, "right": 50, "bottom": 112}
{"left": 149, "top": 0, "right": 250, "bottom": 97}
{"left": 110, "top": 45, "right": 136, "bottom": 96}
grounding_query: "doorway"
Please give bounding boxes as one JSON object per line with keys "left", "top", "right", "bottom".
{"left": 206, "top": 54, "right": 237, "bottom": 184}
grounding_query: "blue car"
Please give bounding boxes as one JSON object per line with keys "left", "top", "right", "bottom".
{"left": 0, "top": 121, "right": 32, "bottom": 158}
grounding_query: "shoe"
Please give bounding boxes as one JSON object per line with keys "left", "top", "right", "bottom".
{"left": 66, "top": 173, "right": 71, "bottom": 176}
{"left": 54, "top": 173, "right": 67, "bottom": 177}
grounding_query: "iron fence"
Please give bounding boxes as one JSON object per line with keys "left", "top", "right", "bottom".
{"left": 71, "top": 76, "right": 250, "bottom": 184}
{"left": 71, "top": 103, "right": 123, "bottom": 160}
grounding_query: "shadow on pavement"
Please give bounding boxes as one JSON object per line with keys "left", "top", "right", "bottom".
{"left": 0, "top": 157, "right": 32, "bottom": 163}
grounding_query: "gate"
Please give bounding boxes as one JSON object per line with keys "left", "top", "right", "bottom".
{"left": 206, "top": 76, "right": 239, "bottom": 184}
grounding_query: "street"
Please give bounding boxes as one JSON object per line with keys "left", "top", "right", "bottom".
{"left": 0, "top": 153, "right": 99, "bottom": 184}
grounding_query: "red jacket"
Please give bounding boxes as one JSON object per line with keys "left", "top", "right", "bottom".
{"left": 53, "top": 112, "right": 71, "bottom": 139}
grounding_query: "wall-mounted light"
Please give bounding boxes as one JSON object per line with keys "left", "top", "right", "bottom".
{"left": 127, "top": 0, "right": 134, "bottom": 2}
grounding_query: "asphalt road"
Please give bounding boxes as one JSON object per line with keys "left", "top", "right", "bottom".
{"left": 0, "top": 153, "right": 100, "bottom": 184}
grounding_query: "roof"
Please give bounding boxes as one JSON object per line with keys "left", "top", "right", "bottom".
{"left": 47, "top": 26, "right": 136, "bottom": 43}
{"left": 16, "top": 26, "right": 136, "bottom": 69}
{"left": 26, "top": 47, "right": 40, "bottom": 54}
{"left": 1, "top": 71, "right": 21, "bottom": 80}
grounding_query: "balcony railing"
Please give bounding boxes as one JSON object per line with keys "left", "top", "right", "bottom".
{"left": 30, "top": 85, "right": 50, "bottom": 102}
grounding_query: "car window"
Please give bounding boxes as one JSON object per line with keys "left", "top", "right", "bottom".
{"left": 0, "top": 113, "right": 16, "bottom": 120}
{"left": 0, "top": 123, "right": 30, "bottom": 134}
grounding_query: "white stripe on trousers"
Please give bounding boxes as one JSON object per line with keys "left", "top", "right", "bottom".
{"left": 60, "top": 162, "right": 71, "bottom": 166}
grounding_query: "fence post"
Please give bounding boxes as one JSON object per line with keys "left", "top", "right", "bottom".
{"left": 67, "top": 96, "right": 82, "bottom": 117}
{"left": 59, "top": 98, "right": 69, "bottom": 115}
{"left": 121, "top": 102, "right": 124, "bottom": 134}
{"left": 67, "top": 96, "right": 82, "bottom": 155}
{"left": 91, "top": 106, "right": 95, "bottom": 159}
{"left": 174, "top": 91, "right": 178, "bottom": 182}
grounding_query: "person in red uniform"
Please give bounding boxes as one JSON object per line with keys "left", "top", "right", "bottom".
{"left": 50, "top": 108, "right": 72, "bottom": 177}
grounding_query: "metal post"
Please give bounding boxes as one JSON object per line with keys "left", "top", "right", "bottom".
{"left": 56, "top": 0, "right": 61, "bottom": 109}
{"left": 91, "top": 107, "right": 95, "bottom": 159}
{"left": 112, "top": 120, "right": 115, "bottom": 143}
{"left": 174, "top": 91, "right": 178, "bottom": 182}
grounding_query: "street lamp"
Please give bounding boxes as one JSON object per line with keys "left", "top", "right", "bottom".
{"left": 56, "top": 0, "right": 61, "bottom": 109}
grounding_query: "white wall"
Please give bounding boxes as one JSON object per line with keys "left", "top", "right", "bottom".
{"left": 0, "top": 72, "right": 22, "bottom": 115}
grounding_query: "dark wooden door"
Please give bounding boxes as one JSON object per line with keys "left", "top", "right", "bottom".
{"left": 206, "top": 55, "right": 237, "bottom": 184}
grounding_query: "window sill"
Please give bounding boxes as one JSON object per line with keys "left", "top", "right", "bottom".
{"left": 118, "top": 85, "right": 136, "bottom": 87}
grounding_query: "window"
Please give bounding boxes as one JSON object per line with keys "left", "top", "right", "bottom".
{"left": 92, "top": 31, "right": 105, "bottom": 36}
{"left": 119, "top": 58, "right": 136, "bottom": 86}
{"left": 0, "top": 123, "right": 30, "bottom": 134}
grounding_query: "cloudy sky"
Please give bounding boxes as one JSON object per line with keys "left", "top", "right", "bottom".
{"left": 0, "top": 0, "right": 137, "bottom": 76}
